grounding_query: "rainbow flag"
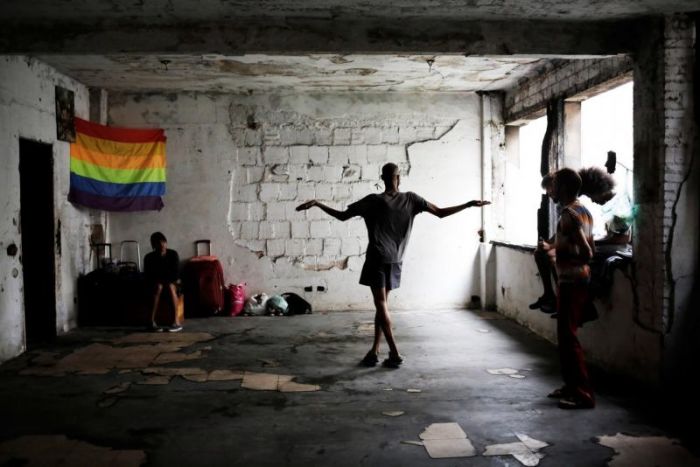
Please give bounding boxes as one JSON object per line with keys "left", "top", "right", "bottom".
{"left": 68, "top": 117, "right": 166, "bottom": 211}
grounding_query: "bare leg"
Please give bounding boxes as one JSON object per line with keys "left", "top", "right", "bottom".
{"left": 150, "top": 283, "right": 164, "bottom": 326}
{"left": 167, "top": 283, "right": 179, "bottom": 326}
{"left": 371, "top": 286, "right": 399, "bottom": 356}
{"left": 534, "top": 249, "right": 556, "bottom": 299}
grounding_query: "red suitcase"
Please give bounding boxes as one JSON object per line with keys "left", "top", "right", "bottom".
{"left": 183, "top": 240, "right": 225, "bottom": 317}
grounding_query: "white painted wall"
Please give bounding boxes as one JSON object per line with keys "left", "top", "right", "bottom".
{"left": 108, "top": 92, "right": 483, "bottom": 311}
{"left": 0, "top": 56, "right": 93, "bottom": 362}
{"left": 493, "top": 246, "right": 661, "bottom": 382}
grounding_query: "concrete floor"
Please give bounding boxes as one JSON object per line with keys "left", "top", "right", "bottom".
{"left": 1, "top": 309, "right": 698, "bottom": 467}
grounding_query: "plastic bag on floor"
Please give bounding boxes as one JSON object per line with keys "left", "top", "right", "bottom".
{"left": 243, "top": 293, "right": 268, "bottom": 316}
{"left": 265, "top": 295, "right": 288, "bottom": 316}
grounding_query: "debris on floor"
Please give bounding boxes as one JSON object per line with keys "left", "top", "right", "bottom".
{"left": 597, "top": 433, "right": 700, "bottom": 467}
{"left": 418, "top": 422, "right": 476, "bottom": 459}
{"left": 0, "top": 435, "right": 146, "bottom": 467}
{"left": 406, "top": 388, "right": 422, "bottom": 393}
{"left": 382, "top": 411, "right": 405, "bottom": 417}
{"left": 152, "top": 350, "right": 204, "bottom": 365}
{"left": 16, "top": 333, "right": 214, "bottom": 377}
{"left": 241, "top": 371, "right": 320, "bottom": 392}
{"left": 487, "top": 368, "right": 526, "bottom": 379}
{"left": 482, "top": 433, "right": 549, "bottom": 466}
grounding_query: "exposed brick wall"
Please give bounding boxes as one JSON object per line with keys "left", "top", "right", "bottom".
{"left": 504, "top": 56, "right": 633, "bottom": 123}
{"left": 661, "top": 14, "right": 696, "bottom": 333}
{"left": 227, "top": 109, "right": 457, "bottom": 271}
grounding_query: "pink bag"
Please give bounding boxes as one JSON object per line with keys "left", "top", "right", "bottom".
{"left": 227, "top": 283, "right": 246, "bottom": 316}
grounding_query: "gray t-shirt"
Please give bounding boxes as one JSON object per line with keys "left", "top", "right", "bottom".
{"left": 347, "top": 191, "right": 428, "bottom": 263}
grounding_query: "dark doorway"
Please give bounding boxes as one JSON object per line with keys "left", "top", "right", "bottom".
{"left": 19, "top": 138, "right": 56, "bottom": 347}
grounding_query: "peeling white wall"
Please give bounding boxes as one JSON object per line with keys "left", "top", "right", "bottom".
{"left": 493, "top": 246, "right": 661, "bottom": 382}
{"left": 0, "top": 56, "right": 93, "bottom": 362}
{"left": 107, "top": 92, "right": 484, "bottom": 310}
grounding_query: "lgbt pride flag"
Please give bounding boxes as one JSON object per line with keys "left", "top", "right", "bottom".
{"left": 68, "top": 117, "right": 166, "bottom": 211}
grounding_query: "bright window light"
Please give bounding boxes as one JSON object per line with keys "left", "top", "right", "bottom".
{"left": 580, "top": 81, "right": 634, "bottom": 239}
{"left": 504, "top": 115, "right": 547, "bottom": 245}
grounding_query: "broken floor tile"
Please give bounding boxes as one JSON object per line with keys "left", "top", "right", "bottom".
{"left": 142, "top": 367, "right": 206, "bottom": 377}
{"left": 0, "top": 435, "right": 145, "bottom": 467}
{"left": 482, "top": 434, "right": 549, "bottom": 466}
{"left": 182, "top": 373, "right": 209, "bottom": 383}
{"left": 382, "top": 411, "right": 405, "bottom": 417}
{"left": 278, "top": 381, "right": 321, "bottom": 392}
{"left": 208, "top": 370, "right": 244, "bottom": 381}
{"left": 241, "top": 372, "right": 280, "bottom": 391}
{"left": 423, "top": 438, "right": 477, "bottom": 459}
{"left": 419, "top": 423, "right": 467, "bottom": 440}
{"left": 597, "top": 433, "right": 700, "bottom": 467}
{"left": 516, "top": 434, "right": 549, "bottom": 451}
{"left": 153, "top": 350, "right": 203, "bottom": 365}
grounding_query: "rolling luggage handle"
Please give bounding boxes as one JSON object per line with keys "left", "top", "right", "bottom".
{"left": 194, "top": 239, "right": 212, "bottom": 257}
{"left": 118, "top": 240, "right": 141, "bottom": 272}
{"left": 91, "top": 243, "right": 113, "bottom": 270}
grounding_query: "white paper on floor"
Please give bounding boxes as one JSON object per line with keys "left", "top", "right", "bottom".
{"left": 482, "top": 434, "right": 549, "bottom": 466}
{"left": 424, "top": 438, "right": 477, "bottom": 459}
{"left": 406, "top": 388, "right": 422, "bottom": 393}
{"left": 597, "top": 433, "right": 700, "bottom": 467}
{"left": 382, "top": 411, "right": 405, "bottom": 417}
{"left": 419, "top": 423, "right": 468, "bottom": 440}
{"left": 418, "top": 423, "right": 476, "bottom": 459}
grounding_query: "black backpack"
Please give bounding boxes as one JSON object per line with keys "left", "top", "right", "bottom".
{"left": 281, "top": 292, "right": 312, "bottom": 315}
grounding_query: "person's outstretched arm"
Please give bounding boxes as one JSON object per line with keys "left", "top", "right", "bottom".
{"left": 425, "top": 200, "right": 491, "bottom": 219}
{"left": 296, "top": 200, "right": 354, "bottom": 221}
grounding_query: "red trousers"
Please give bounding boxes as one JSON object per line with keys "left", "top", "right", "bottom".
{"left": 557, "top": 282, "right": 595, "bottom": 404}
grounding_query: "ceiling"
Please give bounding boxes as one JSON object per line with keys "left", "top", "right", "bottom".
{"left": 5, "top": 0, "right": 692, "bottom": 93}
{"left": 3, "top": 0, "right": 698, "bottom": 22}
{"left": 36, "top": 54, "right": 549, "bottom": 93}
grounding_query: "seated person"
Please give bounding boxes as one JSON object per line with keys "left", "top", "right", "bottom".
{"left": 530, "top": 167, "right": 617, "bottom": 314}
{"left": 144, "top": 232, "right": 182, "bottom": 332}
{"left": 595, "top": 191, "right": 634, "bottom": 257}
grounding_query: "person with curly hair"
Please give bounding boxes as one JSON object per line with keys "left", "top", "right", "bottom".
{"left": 530, "top": 167, "right": 619, "bottom": 313}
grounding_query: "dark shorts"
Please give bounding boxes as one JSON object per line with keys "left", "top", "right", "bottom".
{"left": 359, "top": 259, "right": 402, "bottom": 291}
